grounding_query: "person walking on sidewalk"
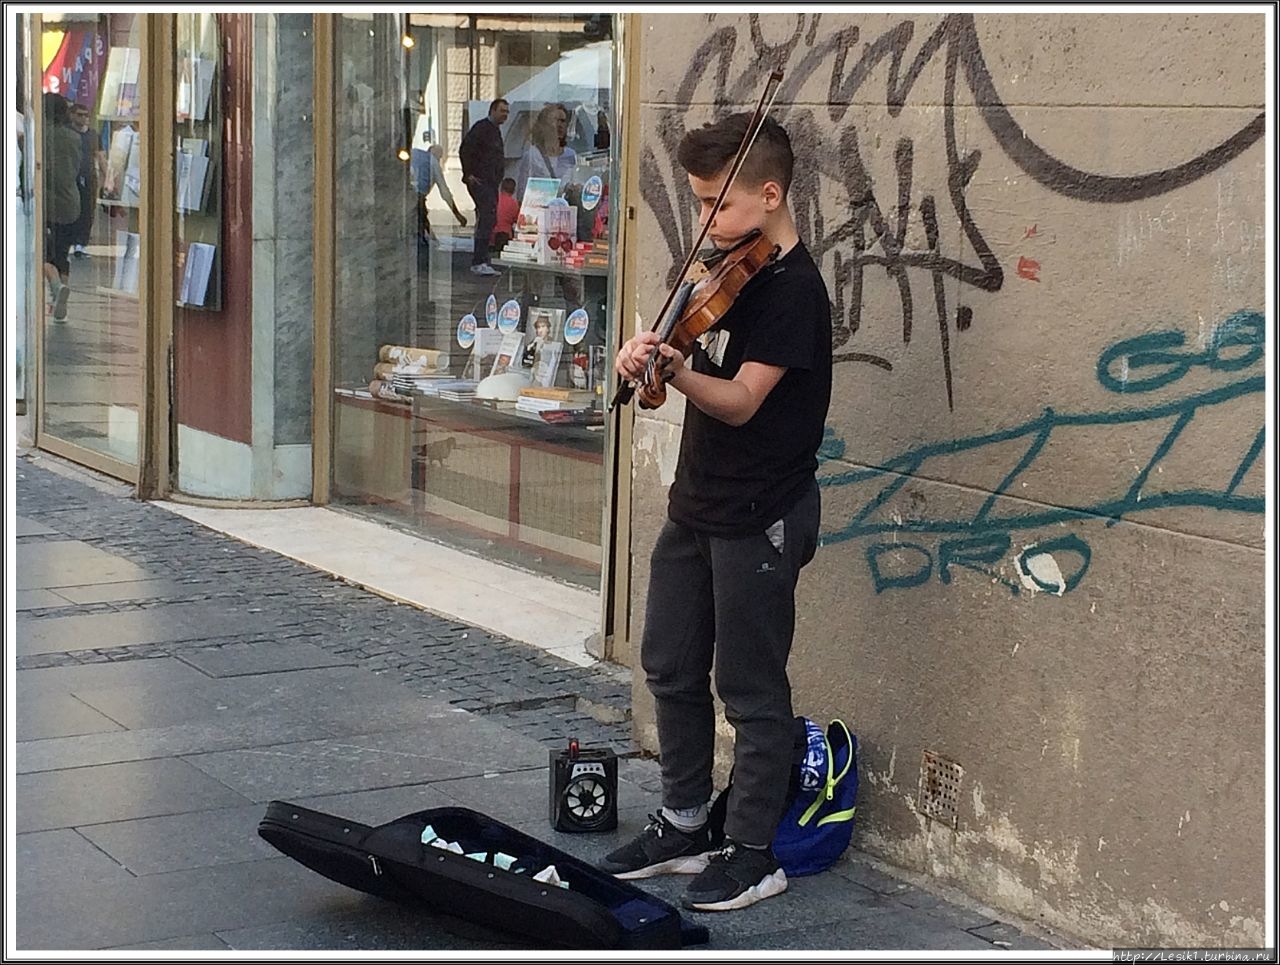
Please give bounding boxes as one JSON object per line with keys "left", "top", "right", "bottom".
{"left": 42, "top": 93, "right": 82, "bottom": 321}
{"left": 68, "top": 101, "right": 103, "bottom": 258}
{"left": 412, "top": 142, "right": 466, "bottom": 245}
{"left": 599, "top": 113, "right": 832, "bottom": 912}
{"left": 458, "top": 98, "right": 509, "bottom": 277}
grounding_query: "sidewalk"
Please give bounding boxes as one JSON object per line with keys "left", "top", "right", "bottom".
{"left": 12, "top": 452, "right": 1067, "bottom": 953}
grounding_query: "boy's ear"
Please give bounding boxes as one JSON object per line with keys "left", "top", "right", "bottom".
{"left": 761, "top": 178, "right": 783, "bottom": 212}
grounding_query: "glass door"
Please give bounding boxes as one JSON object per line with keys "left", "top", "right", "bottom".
{"left": 37, "top": 12, "right": 145, "bottom": 476}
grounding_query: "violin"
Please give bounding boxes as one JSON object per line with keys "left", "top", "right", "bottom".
{"left": 610, "top": 69, "right": 784, "bottom": 412}
{"left": 634, "top": 230, "right": 779, "bottom": 409}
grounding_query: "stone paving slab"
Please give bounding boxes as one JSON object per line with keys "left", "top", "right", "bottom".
{"left": 16, "top": 856, "right": 357, "bottom": 951}
{"left": 52, "top": 579, "right": 185, "bottom": 605}
{"left": 182, "top": 724, "right": 549, "bottom": 803}
{"left": 16, "top": 603, "right": 293, "bottom": 656}
{"left": 68, "top": 665, "right": 424, "bottom": 731}
{"left": 103, "top": 934, "right": 234, "bottom": 951}
{"left": 16, "top": 758, "right": 254, "bottom": 833}
{"left": 704, "top": 906, "right": 999, "bottom": 950}
{"left": 292, "top": 783, "right": 462, "bottom": 824}
{"left": 970, "top": 920, "right": 1059, "bottom": 950}
{"left": 15, "top": 589, "right": 73, "bottom": 611}
{"left": 16, "top": 515, "right": 58, "bottom": 537}
{"left": 16, "top": 829, "right": 137, "bottom": 894}
{"left": 16, "top": 540, "right": 154, "bottom": 591}
{"left": 76, "top": 804, "right": 282, "bottom": 876}
{"left": 175, "top": 640, "right": 353, "bottom": 677}
{"left": 214, "top": 902, "right": 517, "bottom": 952}
{"left": 16, "top": 657, "right": 211, "bottom": 697}
{"left": 17, "top": 692, "right": 127, "bottom": 741}
{"left": 17, "top": 712, "right": 344, "bottom": 775}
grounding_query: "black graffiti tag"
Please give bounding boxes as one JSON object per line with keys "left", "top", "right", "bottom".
{"left": 640, "top": 14, "right": 1265, "bottom": 410}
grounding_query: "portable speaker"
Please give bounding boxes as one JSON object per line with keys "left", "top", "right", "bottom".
{"left": 549, "top": 739, "right": 618, "bottom": 833}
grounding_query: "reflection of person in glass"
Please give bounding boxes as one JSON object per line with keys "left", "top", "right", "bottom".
{"left": 459, "top": 98, "right": 509, "bottom": 277}
{"left": 594, "top": 109, "right": 611, "bottom": 151}
{"left": 42, "top": 93, "right": 82, "bottom": 321}
{"left": 515, "top": 102, "right": 577, "bottom": 202}
{"left": 68, "top": 101, "right": 103, "bottom": 258}
{"left": 492, "top": 177, "right": 519, "bottom": 253}
{"left": 411, "top": 143, "right": 466, "bottom": 245}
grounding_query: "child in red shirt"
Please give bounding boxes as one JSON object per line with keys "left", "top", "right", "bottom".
{"left": 491, "top": 177, "right": 519, "bottom": 251}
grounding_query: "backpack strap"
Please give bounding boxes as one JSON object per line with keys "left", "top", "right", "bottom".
{"left": 815, "top": 719, "right": 857, "bottom": 827}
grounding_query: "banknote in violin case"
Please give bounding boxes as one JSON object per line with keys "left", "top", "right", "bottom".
{"left": 258, "top": 801, "right": 709, "bottom": 949}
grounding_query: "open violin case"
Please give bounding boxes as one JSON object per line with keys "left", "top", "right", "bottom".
{"left": 258, "top": 801, "right": 710, "bottom": 950}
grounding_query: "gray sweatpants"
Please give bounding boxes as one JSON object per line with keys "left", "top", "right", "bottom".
{"left": 640, "top": 480, "right": 820, "bottom": 847}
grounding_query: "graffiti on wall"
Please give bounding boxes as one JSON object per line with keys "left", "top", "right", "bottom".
{"left": 640, "top": 13, "right": 1265, "bottom": 410}
{"left": 815, "top": 311, "right": 1265, "bottom": 594}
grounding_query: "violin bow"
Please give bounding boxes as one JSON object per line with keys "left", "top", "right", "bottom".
{"left": 610, "top": 68, "right": 785, "bottom": 411}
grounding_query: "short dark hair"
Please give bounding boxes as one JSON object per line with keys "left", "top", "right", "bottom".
{"left": 489, "top": 98, "right": 508, "bottom": 116}
{"left": 500, "top": 177, "right": 516, "bottom": 193}
{"left": 677, "top": 113, "right": 793, "bottom": 197}
{"left": 44, "top": 92, "right": 69, "bottom": 124}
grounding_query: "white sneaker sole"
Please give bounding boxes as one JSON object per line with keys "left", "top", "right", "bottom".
{"left": 611, "top": 851, "right": 712, "bottom": 880}
{"left": 685, "top": 868, "right": 788, "bottom": 912}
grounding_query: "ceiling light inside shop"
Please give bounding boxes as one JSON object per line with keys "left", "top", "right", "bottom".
{"left": 402, "top": 34, "right": 415, "bottom": 48}
{"left": 397, "top": 148, "right": 410, "bottom": 161}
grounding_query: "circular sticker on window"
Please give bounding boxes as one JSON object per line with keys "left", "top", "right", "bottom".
{"left": 580, "top": 175, "right": 603, "bottom": 212}
{"left": 498, "top": 299, "right": 522, "bottom": 334}
{"left": 563, "top": 308, "right": 590, "bottom": 346}
{"left": 457, "top": 313, "right": 477, "bottom": 348}
{"left": 485, "top": 294, "right": 498, "bottom": 328}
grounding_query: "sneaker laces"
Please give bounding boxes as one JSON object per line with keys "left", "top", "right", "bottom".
{"left": 642, "top": 812, "right": 668, "bottom": 838}
{"left": 709, "top": 842, "right": 738, "bottom": 863}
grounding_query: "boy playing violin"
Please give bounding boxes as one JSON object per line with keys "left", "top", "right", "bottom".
{"left": 600, "top": 113, "right": 832, "bottom": 912}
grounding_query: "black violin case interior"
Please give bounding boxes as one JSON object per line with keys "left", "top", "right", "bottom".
{"left": 258, "top": 801, "right": 709, "bottom": 949}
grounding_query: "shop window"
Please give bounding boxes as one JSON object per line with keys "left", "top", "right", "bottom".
{"left": 331, "top": 12, "right": 616, "bottom": 589}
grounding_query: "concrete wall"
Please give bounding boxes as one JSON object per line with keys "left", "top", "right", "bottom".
{"left": 625, "top": 12, "right": 1266, "bottom": 948}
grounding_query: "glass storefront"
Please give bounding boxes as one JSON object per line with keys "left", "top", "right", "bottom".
{"left": 330, "top": 12, "right": 618, "bottom": 589}
{"left": 17, "top": 11, "right": 620, "bottom": 589}
{"left": 37, "top": 12, "right": 145, "bottom": 469}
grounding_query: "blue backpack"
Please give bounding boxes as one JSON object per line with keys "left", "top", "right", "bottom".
{"left": 708, "top": 717, "right": 859, "bottom": 877}
{"left": 772, "top": 717, "right": 858, "bottom": 876}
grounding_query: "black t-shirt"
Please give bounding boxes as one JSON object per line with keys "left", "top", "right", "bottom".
{"left": 668, "top": 240, "right": 832, "bottom": 538}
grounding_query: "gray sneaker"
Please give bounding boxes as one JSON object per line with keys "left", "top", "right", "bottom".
{"left": 470, "top": 263, "right": 500, "bottom": 276}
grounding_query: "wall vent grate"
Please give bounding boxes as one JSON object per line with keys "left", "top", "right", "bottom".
{"left": 918, "top": 751, "right": 963, "bottom": 829}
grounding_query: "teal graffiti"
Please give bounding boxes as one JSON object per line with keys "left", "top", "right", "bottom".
{"left": 1016, "top": 534, "right": 1091, "bottom": 595}
{"left": 865, "top": 542, "right": 932, "bottom": 592}
{"left": 1096, "top": 310, "right": 1264, "bottom": 393}
{"left": 824, "top": 312, "right": 1265, "bottom": 594}
{"left": 939, "top": 533, "right": 1020, "bottom": 592}
{"left": 817, "top": 425, "right": 847, "bottom": 464}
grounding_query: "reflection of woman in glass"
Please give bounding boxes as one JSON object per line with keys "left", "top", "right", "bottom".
{"left": 515, "top": 103, "right": 577, "bottom": 202}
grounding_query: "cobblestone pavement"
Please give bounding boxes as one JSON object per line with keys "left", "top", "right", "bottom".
{"left": 15, "top": 455, "right": 637, "bottom": 755}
